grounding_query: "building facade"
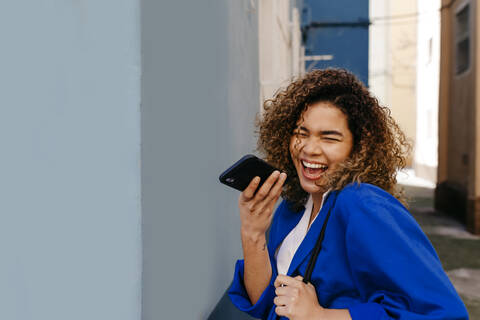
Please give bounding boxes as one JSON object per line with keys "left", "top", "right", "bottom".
{"left": 369, "top": 0, "right": 419, "bottom": 169}
{"left": 437, "top": 0, "right": 480, "bottom": 234}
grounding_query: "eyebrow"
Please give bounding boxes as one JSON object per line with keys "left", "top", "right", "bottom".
{"left": 297, "top": 126, "right": 344, "bottom": 137}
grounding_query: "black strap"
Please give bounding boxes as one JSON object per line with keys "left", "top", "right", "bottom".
{"left": 273, "top": 192, "right": 340, "bottom": 319}
{"left": 302, "top": 191, "right": 339, "bottom": 284}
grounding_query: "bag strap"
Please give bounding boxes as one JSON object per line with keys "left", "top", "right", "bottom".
{"left": 302, "top": 190, "right": 340, "bottom": 284}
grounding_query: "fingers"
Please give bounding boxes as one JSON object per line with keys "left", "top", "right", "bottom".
{"left": 273, "top": 295, "right": 291, "bottom": 306}
{"left": 241, "top": 171, "right": 287, "bottom": 204}
{"left": 274, "top": 274, "right": 302, "bottom": 288}
{"left": 241, "top": 176, "right": 261, "bottom": 200}
{"left": 274, "top": 285, "right": 289, "bottom": 296}
{"left": 267, "top": 172, "right": 287, "bottom": 201}
{"left": 252, "top": 172, "right": 286, "bottom": 215}
{"left": 254, "top": 171, "right": 281, "bottom": 201}
{"left": 274, "top": 275, "right": 318, "bottom": 318}
{"left": 275, "top": 305, "right": 288, "bottom": 317}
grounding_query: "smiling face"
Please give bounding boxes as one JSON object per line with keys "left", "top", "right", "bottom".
{"left": 289, "top": 101, "right": 354, "bottom": 195}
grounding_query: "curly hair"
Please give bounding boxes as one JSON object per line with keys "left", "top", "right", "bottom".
{"left": 256, "top": 68, "right": 411, "bottom": 212}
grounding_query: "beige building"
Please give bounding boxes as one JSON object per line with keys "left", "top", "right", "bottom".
{"left": 370, "top": 0, "right": 418, "bottom": 168}
{"left": 437, "top": 0, "right": 480, "bottom": 234}
{"left": 258, "top": 0, "right": 303, "bottom": 105}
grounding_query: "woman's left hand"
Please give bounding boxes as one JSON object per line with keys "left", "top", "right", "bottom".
{"left": 273, "top": 275, "right": 324, "bottom": 319}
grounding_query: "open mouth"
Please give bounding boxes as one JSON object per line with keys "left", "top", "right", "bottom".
{"left": 301, "top": 160, "right": 328, "bottom": 180}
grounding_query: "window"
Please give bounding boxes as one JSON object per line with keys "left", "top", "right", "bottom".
{"left": 455, "top": 4, "right": 470, "bottom": 75}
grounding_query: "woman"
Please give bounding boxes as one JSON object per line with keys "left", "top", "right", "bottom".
{"left": 228, "top": 69, "right": 468, "bottom": 319}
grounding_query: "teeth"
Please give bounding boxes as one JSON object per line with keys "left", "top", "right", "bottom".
{"left": 302, "top": 160, "right": 327, "bottom": 169}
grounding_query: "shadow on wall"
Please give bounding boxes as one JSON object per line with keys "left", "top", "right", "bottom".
{"left": 208, "top": 286, "right": 254, "bottom": 320}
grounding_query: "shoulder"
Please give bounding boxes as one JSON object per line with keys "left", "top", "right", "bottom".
{"left": 335, "top": 182, "right": 412, "bottom": 225}
{"left": 338, "top": 184, "right": 440, "bottom": 268}
{"left": 338, "top": 182, "right": 398, "bottom": 202}
{"left": 337, "top": 182, "right": 406, "bottom": 210}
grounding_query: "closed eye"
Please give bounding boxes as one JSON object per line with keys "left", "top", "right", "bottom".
{"left": 294, "top": 131, "right": 308, "bottom": 137}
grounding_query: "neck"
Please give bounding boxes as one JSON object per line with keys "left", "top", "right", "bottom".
{"left": 310, "top": 192, "right": 324, "bottom": 221}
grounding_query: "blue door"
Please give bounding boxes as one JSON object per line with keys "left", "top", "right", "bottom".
{"left": 302, "top": 0, "right": 369, "bottom": 86}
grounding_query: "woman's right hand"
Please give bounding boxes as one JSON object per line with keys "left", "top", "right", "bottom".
{"left": 238, "top": 170, "right": 287, "bottom": 239}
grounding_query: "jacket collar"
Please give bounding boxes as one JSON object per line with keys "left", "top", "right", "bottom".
{"left": 267, "top": 201, "right": 303, "bottom": 263}
{"left": 268, "top": 192, "right": 338, "bottom": 276}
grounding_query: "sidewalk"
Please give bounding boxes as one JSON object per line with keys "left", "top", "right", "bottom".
{"left": 399, "top": 172, "right": 480, "bottom": 319}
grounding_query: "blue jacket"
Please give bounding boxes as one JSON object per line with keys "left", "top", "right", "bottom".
{"left": 228, "top": 183, "right": 469, "bottom": 319}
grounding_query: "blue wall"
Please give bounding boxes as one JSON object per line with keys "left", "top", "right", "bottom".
{"left": 302, "top": 0, "right": 369, "bottom": 86}
{"left": 0, "top": 1, "right": 142, "bottom": 319}
{"left": 0, "top": 0, "right": 267, "bottom": 319}
{"left": 141, "top": 0, "right": 260, "bottom": 318}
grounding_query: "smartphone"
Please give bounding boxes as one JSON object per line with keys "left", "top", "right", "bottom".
{"left": 219, "top": 154, "right": 284, "bottom": 192}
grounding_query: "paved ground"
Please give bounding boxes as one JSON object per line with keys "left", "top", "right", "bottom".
{"left": 403, "top": 184, "right": 480, "bottom": 319}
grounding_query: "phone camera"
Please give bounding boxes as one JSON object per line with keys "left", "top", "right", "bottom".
{"left": 226, "top": 177, "right": 235, "bottom": 183}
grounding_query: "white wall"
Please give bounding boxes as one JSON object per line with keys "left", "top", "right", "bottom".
{"left": 369, "top": 0, "right": 391, "bottom": 107}
{"left": 259, "top": 0, "right": 303, "bottom": 103}
{"left": 415, "top": 0, "right": 440, "bottom": 182}
{"left": 0, "top": 1, "right": 141, "bottom": 320}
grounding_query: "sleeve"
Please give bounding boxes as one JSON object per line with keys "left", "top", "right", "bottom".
{"left": 227, "top": 260, "right": 277, "bottom": 319}
{"left": 342, "top": 190, "right": 469, "bottom": 320}
{"left": 227, "top": 200, "right": 285, "bottom": 319}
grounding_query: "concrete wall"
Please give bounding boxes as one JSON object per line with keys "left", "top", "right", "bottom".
{"left": 0, "top": 1, "right": 142, "bottom": 319}
{"left": 141, "top": 0, "right": 260, "bottom": 318}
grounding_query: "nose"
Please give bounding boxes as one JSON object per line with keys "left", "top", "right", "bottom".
{"left": 302, "top": 137, "right": 323, "bottom": 156}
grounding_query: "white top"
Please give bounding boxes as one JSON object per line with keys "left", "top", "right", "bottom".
{"left": 275, "top": 191, "right": 331, "bottom": 275}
